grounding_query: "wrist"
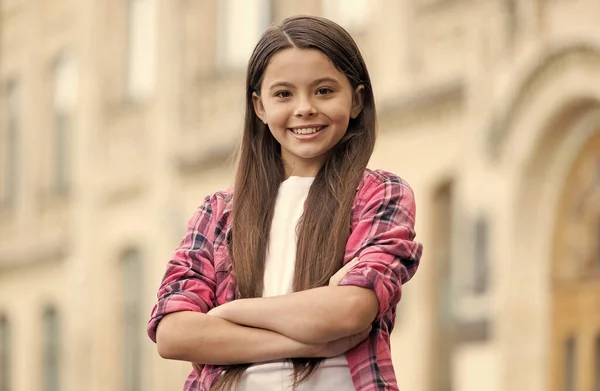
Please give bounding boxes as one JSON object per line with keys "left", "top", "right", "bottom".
{"left": 291, "top": 339, "right": 322, "bottom": 358}
{"left": 226, "top": 298, "right": 271, "bottom": 328}
{"left": 208, "top": 300, "right": 238, "bottom": 320}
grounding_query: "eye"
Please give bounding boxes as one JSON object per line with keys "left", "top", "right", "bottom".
{"left": 275, "top": 90, "right": 292, "bottom": 98}
{"left": 316, "top": 87, "right": 334, "bottom": 95}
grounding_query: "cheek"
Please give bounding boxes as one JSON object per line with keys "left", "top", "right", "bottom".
{"left": 326, "top": 104, "right": 352, "bottom": 128}
{"left": 320, "top": 95, "right": 352, "bottom": 117}
{"left": 262, "top": 103, "right": 288, "bottom": 126}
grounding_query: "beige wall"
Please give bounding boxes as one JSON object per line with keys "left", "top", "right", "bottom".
{"left": 1, "top": 1, "right": 600, "bottom": 391}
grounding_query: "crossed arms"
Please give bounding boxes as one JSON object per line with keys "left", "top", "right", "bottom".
{"left": 156, "top": 282, "right": 376, "bottom": 365}
{"left": 149, "top": 174, "right": 421, "bottom": 366}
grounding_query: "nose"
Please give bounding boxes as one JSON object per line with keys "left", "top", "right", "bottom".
{"left": 294, "top": 96, "right": 317, "bottom": 118}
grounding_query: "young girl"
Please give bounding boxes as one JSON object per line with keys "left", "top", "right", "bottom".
{"left": 147, "top": 15, "right": 422, "bottom": 391}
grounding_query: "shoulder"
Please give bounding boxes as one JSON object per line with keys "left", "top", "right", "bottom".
{"left": 353, "top": 168, "right": 417, "bottom": 220}
{"left": 358, "top": 168, "right": 415, "bottom": 199}
{"left": 192, "top": 188, "right": 234, "bottom": 225}
{"left": 206, "top": 188, "right": 234, "bottom": 212}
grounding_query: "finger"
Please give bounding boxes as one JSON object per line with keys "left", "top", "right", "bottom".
{"left": 347, "top": 329, "right": 370, "bottom": 350}
{"left": 344, "top": 257, "right": 360, "bottom": 269}
{"left": 338, "top": 258, "right": 359, "bottom": 274}
{"left": 335, "top": 257, "right": 359, "bottom": 278}
{"left": 351, "top": 327, "right": 371, "bottom": 346}
{"left": 329, "top": 272, "right": 341, "bottom": 286}
{"left": 329, "top": 276, "right": 339, "bottom": 287}
{"left": 192, "top": 363, "right": 204, "bottom": 374}
{"left": 329, "top": 257, "right": 360, "bottom": 286}
{"left": 329, "top": 269, "right": 345, "bottom": 287}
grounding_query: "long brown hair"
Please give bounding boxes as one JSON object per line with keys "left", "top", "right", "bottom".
{"left": 212, "top": 15, "right": 377, "bottom": 390}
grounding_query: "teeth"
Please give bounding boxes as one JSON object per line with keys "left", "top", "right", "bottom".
{"left": 291, "top": 127, "right": 322, "bottom": 135}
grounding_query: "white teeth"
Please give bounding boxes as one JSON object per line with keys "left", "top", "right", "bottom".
{"left": 291, "top": 127, "right": 322, "bottom": 135}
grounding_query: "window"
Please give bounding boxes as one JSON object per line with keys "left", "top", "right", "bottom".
{"left": 217, "top": 0, "right": 272, "bottom": 70}
{"left": 43, "top": 307, "right": 60, "bottom": 391}
{"left": 126, "top": 0, "right": 157, "bottom": 100}
{"left": 122, "top": 249, "right": 143, "bottom": 391}
{"left": 504, "top": 0, "right": 518, "bottom": 49}
{"left": 1, "top": 81, "right": 20, "bottom": 207}
{"left": 596, "top": 217, "right": 600, "bottom": 268}
{"left": 473, "top": 217, "right": 490, "bottom": 294}
{"left": 595, "top": 335, "right": 600, "bottom": 391}
{"left": 53, "top": 113, "right": 69, "bottom": 194}
{"left": 322, "top": 0, "right": 370, "bottom": 31}
{"left": 0, "top": 315, "right": 10, "bottom": 391}
{"left": 430, "top": 181, "right": 454, "bottom": 391}
{"left": 564, "top": 337, "right": 577, "bottom": 391}
{"left": 52, "top": 55, "right": 77, "bottom": 194}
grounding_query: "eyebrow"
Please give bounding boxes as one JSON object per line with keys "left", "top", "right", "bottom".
{"left": 267, "top": 77, "right": 341, "bottom": 91}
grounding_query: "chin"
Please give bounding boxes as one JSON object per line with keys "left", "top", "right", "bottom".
{"left": 292, "top": 151, "right": 326, "bottom": 160}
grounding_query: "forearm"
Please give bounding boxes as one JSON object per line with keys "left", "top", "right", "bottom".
{"left": 211, "top": 286, "right": 378, "bottom": 344}
{"left": 156, "top": 311, "right": 315, "bottom": 365}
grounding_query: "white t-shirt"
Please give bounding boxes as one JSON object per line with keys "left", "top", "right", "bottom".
{"left": 235, "top": 176, "right": 354, "bottom": 391}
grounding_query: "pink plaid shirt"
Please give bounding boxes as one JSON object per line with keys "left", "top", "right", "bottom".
{"left": 148, "top": 169, "right": 423, "bottom": 391}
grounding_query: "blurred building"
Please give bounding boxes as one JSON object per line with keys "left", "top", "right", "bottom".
{"left": 0, "top": 0, "right": 599, "bottom": 390}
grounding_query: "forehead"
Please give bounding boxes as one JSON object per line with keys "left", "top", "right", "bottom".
{"left": 261, "top": 48, "right": 350, "bottom": 88}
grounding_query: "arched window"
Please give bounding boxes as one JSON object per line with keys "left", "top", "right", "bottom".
{"left": 550, "top": 132, "right": 600, "bottom": 390}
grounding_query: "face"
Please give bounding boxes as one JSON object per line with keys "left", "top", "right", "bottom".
{"left": 253, "top": 48, "right": 364, "bottom": 177}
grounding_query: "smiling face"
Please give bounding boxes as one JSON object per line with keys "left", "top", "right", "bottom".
{"left": 253, "top": 48, "right": 364, "bottom": 177}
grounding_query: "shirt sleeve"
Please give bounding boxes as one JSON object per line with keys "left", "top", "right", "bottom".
{"left": 147, "top": 195, "right": 218, "bottom": 343}
{"left": 338, "top": 173, "right": 422, "bottom": 323}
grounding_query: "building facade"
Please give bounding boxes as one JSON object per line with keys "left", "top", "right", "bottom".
{"left": 0, "top": 1, "right": 599, "bottom": 391}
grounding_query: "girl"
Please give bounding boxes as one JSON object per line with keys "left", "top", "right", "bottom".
{"left": 148, "top": 15, "right": 422, "bottom": 391}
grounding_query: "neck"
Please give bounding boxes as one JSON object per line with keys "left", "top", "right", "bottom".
{"left": 282, "top": 156, "right": 327, "bottom": 179}
{"left": 284, "top": 165, "right": 320, "bottom": 178}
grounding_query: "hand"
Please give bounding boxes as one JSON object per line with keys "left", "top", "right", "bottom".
{"left": 191, "top": 307, "right": 226, "bottom": 373}
{"left": 191, "top": 363, "right": 204, "bottom": 374}
{"left": 329, "top": 257, "right": 360, "bottom": 286}
{"left": 207, "top": 305, "right": 224, "bottom": 317}
{"left": 309, "top": 326, "right": 371, "bottom": 358}
{"left": 207, "top": 301, "right": 234, "bottom": 318}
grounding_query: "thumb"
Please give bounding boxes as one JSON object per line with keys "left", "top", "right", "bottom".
{"left": 342, "top": 257, "right": 360, "bottom": 272}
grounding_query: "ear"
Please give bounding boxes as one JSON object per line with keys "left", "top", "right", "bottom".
{"left": 252, "top": 92, "right": 267, "bottom": 124}
{"left": 350, "top": 84, "right": 365, "bottom": 119}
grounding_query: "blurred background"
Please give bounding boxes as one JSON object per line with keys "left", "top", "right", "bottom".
{"left": 1, "top": 0, "right": 599, "bottom": 390}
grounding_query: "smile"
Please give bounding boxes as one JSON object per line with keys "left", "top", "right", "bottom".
{"left": 288, "top": 126, "right": 326, "bottom": 135}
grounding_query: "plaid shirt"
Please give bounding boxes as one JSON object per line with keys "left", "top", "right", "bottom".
{"left": 148, "top": 169, "right": 423, "bottom": 391}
